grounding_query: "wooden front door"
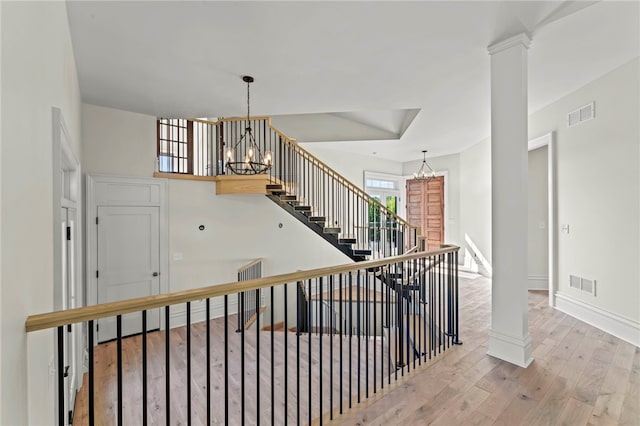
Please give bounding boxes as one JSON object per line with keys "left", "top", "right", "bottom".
{"left": 406, "top": 176, "right": 444, "bottom": 251}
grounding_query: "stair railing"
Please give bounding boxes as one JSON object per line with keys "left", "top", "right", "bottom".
{"left": 26, "top": 246, "right": 459, "bottom": 426}
{"left": 237, "top": 258, "right": 265, "bottom": 331}
{"left": 185, "top": 117, "right": 420, "bottom": 258}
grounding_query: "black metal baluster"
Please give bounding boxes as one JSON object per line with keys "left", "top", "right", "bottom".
{"left": 57, "top": 326, "right": 64, "bottom": 426}
{"left": 165, "top": 306, "right": 170, "bottom": 426}
{"left": 373, "top": 270, "right": 377, "bottom": 394}
{"left": 329, "top": 275, "right": 334, "bottom": 420}
{"left": 255, "top": 289, "right": 260, "bottom": 426}
{"left": 117, "top": 315, "right": 123, "bottom": 426}
{"left": 454, "top": 251, "right": 462, "bottom": 345}
{"left": 365, "top": 270, "right": 369, "bottom": 399}
{"left": 319, "top": 277, "right": 324, "bottom": 425}
{"left": 88, "top": 320, "right": 95, "bottom": 426}
{"left": 439, "top": 254, "right": 443, "bottom": 353}
{"left": 284, "top": 284, "right": 289, "bottom": 426}
{"left": 422, "top": 257, "right": 427, "bottom": 363}
{"left": 429, "top": 257, "right": 433, "bottom": 360}
{"left": 339, "top": 273, "right": 344, "bottom": 415}
{"left": 348, "top": 271, "right": 353, "bottom": 408}
{"left": 142, "top": 310, "right": 148, "bottom": 426}
{"left": 308, "top": 279, "right": 313, "bottom": 426}
{"left": 224, "top": 295, "right": 229, "bottom": 426}
{"left": 296, "top": 282, "right": 301, "bottom": 426}
{"left": 357, "top": 269, "right": 361, "bottom": 403}
{"left": 386, "top": 268, "right": 391, "bottom": 385}
{"left": 413, "top": 259, "right": 417, "bottom": 369}
{"left": 206, "top": 299, "right": 211, "bottom": 425}
{"left": 240, "top": 292, "right": 245, "bottom": 426}
{"left": 404, "top": 262, "right": 410, "bottom": 374}
{"left": 271, "top": 286, "right": 275, "bottom": 426}
{"left": 186, "top": 302, "right": 192, "bottom": 426}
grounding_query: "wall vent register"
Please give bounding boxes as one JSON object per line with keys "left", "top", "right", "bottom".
{"left": 567, "top": 102, "right": 595, "bottom": 127}
{"left": 569, "top": 274, "right": 596, "bottom": 296}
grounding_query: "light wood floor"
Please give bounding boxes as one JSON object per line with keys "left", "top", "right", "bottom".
{"left": 73, "top": 313, "right": 405, "bottom": 425}
{"left": 332, "top": 275, "right": 640, "bottom": 426}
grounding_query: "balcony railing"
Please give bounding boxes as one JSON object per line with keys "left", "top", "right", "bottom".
{"left": 26, "top": 246, "right": 460, "bottom": 426}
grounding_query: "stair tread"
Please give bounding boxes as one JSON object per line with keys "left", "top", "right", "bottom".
{"left": 338, "top": 238, "right": 357, "bottom": 244}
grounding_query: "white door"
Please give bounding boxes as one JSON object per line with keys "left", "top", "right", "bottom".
{"left": 97, "top": 206, "right": 161, "bottom": 342}
{"left": 61, "top": 207, "right": 78, "bottom": 425}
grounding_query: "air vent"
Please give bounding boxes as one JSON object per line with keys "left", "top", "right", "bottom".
{"left": 567, "top": 102, "right": 595, "bottom": 127}
{"left": 569, "top": 274, "right": 596, "bottom": 296}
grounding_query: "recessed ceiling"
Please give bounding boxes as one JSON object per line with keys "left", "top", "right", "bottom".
{"left": 66, "top": 1, "right": 639, "bottom": 162}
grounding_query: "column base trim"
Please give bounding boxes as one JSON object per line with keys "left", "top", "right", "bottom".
{"left": 487, "top": 329, "right": 533, "bottom": 368}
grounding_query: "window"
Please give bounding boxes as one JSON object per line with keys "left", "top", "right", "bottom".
{"left": 157, "top": 119, "right": 193, "bottom": 174}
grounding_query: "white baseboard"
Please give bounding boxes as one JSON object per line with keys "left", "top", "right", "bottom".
{"left": 528, "top": 275, "right": 548, "bottom": 290}
{"left": 555, "top": 292, "right": 640, "bottom": 347}
{"left": 487, "top": 329, "right": 533, "bottom": 368}
{"left": 169, "top": 298, "right": 239, "bottom": 329}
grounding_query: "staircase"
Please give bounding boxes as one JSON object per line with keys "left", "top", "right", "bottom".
{"left": 266, "top": 183, "right": 371, "bottom": 261}
{"left": 176, "top": 116, "right": 421, "bottom": 262}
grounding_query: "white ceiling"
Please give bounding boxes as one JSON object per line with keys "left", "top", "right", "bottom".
{"left": 66, "top": 1, "right": 639, "bottom": 162}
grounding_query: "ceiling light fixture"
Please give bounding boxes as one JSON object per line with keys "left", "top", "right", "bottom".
{"left": 413, "top": 150, "right": 436, "bottom": 180}
{"left": 225, "top": 76, "right": 272, "bottom": 175}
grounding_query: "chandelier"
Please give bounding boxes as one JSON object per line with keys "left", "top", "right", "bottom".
{"left": 225, "top": 76, "right": 272, "bottom": 175}
{"left": 413, "top": 150, "right": 436, "bottom": 180}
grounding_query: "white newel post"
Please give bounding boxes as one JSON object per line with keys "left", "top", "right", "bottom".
{"left": 487, "top": 33, "right": 533, "bottom": 368}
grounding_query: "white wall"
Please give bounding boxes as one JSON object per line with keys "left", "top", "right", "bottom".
{"left": 459, "top": 138, "right": 492, "bottom": 275}
{"left": 528, "top": 145, "right": 548, "bottom": 287}
{"left": 300, "top": 144, "right": 402, "bottom": 191}
{"left": 167, "top": 180, "right": 351, "bottom": 324}
{"left": 1, "top": 2, "right": 82, "bottom": 424}
{"left": 83, "top": 103, "right": 156, "bottom": 177}
{"left": 82, "top": 106, "right": 353, "bottom": 324}
{"left": 402, "top": 153, "right": 461, "bottom": 248}
{"left": 529, "top": 58, "right": 640, "bottom": 325}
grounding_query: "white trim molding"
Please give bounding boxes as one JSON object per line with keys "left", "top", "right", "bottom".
{"left": 555, "top": 292, "right": 640, "bottom": 347}
{"left": 528, "top": 132, "right": 556, "bottom": 307}
{"left": 487, "top": 329, "right": 533, "bottom": 368}
{"left": 528, "top": 275, "right": 549, "bottom": 290}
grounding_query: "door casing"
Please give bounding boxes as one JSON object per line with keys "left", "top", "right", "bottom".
{"left": 86, "top": 175, "right": 169, "bottom": 344}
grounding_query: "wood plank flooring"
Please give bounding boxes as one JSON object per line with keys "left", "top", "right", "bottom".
{"left": 333, "top": 277, "right": 640, "bottom": 426}
{"left": 73, "top": 313, "right": 410, "bottom": 425}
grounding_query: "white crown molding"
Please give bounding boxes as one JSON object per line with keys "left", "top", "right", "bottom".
{"left": 555, "top": 292, "right": 640, "bottom": 347}
{"left": 488, "top": 33, "right": 532, "bottom": 55}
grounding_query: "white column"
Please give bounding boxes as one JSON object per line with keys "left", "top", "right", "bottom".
{"left": 487, "top": 33, "right": 533, "bottom": 368}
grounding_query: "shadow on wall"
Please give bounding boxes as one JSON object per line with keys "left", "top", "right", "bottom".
{"left": 464, "top": 233, "right": 492, "bottom": 277}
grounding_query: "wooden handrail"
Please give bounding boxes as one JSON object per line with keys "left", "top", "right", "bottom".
{"left": 25, "top": 246, "right": 458, "bottom": 333}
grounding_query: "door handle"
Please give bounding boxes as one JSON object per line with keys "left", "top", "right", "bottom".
{"left": 153, "top": 272, "right": 159, "bottom": 277}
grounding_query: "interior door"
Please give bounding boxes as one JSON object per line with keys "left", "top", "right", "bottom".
{"left": 406, "top": 177, "right": 445, "bottom": 251}
{"left": 97, "top": 206, "right": 160, "bottom": 342}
